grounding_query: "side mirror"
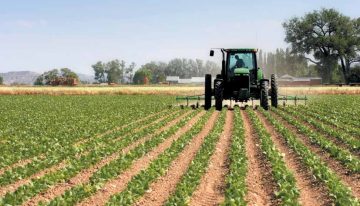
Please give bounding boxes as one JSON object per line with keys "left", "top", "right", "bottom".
{"left": 209, "top": 50, "right": 214, "bottom": 56}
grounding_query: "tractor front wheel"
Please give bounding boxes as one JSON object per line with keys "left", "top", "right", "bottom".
{"left": 204, "top": 74, "right": 212, "bottom": 110}
{"left": 260, "top": 80, "right": 269, "bottom": 110}
{"left": 270, "top": 74, "right": 278, "bottom": 108}
{"left": 214, "top": 80, "right": 223, "bottom": 111}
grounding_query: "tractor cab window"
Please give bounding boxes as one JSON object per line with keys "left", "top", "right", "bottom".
{"left": 228, "top": 52, "right": 256, "bottom": 76}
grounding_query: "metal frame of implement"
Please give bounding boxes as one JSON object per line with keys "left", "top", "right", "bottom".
{"left": 176, "top": 94, "right": 307, "bottom": 108}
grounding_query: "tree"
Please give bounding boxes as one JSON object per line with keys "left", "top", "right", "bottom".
{"left": 133, "top": 68, "right": 152, "bottom": 84}
{"left": 34, "top": 75, "right": 44, "bottom": 85}
{"left": 105, "top": 60, "right": 122, "bottom": 84}
{"left": 0, "top": 76, "right": 3, "bottom": 85}
{"left": 283, "top": 8, "right": 360, "bottom": 84}
{"left": 125, "top": 62, "right": 136, "bottom": 83}
{"left": 34, "top": 68, "right": 78, "bottom": 85}
{"left": 92, "top": 61, "right": 106, "bottom": 83}
{"left": 60, "top": 68, "right": 78, "bottom": 79}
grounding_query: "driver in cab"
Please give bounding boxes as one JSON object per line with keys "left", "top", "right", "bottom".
{"left": 230, "top": 55, "right": 245, "bottom": 75}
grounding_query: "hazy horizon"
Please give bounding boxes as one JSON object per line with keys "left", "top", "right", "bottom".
{"left": 1, "top": 0, "right": 359, "bottom": 75}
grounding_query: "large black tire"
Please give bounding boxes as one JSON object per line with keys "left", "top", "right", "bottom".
{"left": 214, "top": 80, "right": 223, "bottom": 111}
{"left": 204, "top": 74, "right": 212, "bottom": 110}
{"left": 270, "top": 74, "right": 278, "bottom": 108}
{"left": 260, "top": 80, "right": 269, "bottom": 110}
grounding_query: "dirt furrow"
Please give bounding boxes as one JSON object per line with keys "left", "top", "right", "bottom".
{"left": 272, "top": 111, "right": 360, "bottom": 198}
{"left": 78, "top": 111, "right": 211, "bottom": 206}
{"left": 133, "top": 111, "right": 219, "bottom": 206}
{"left": 73, "top": 109, "right": 167, "bottom": 147}
{"left": 23, "top": 110, "right": 192, "bottom": 206}
{"left": 0, "top": 160, "right": 67, "bottom": 197}
{"left": 188, "top": 110, "right": 233, "bottom": 206}
{"left": 0, "top": 158, "right": 34, "bottom": 177}
{"left": 242, "top": 109, "right": 277, "bottom": 206}
{"left": 256, "top": 111, "right": 332, "bottom": 206}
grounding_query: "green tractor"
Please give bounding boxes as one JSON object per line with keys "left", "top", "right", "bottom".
{"left": 205, "top": 48, "right": 278, "bottom": 110}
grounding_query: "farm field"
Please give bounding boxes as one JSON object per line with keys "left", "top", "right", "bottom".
{"left": 0, "top": 95, "right": 359, "bottom": 206}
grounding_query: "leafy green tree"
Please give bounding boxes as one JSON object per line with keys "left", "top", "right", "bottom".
{"left": 283, "top": 8, "right": 360, "bottom": 84}
{"left": 43, "top": 69, "right": 59, "bottom": 85}
{"left": 34, "top": 68, "right": 78, "bottom": 85}
{"left": 105, "top": 59, "right": 122, "bottom": 84}
{"left": 60, "top": 68, "right": 78, "bottom": 79}
{"left": 133, "top": 68, "right": 152, "bottom": 84}
{"left": 0, "top": 76, "right": 3, "bottom": 85}
{"left": 92, "top": 61, "right": 106, "bottom": 83}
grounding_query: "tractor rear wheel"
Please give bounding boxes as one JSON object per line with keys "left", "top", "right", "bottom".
{"left": 260, "top": 80, "right": 269, "bottom": 110}
{"left": 271, "top": 74, "right": 278, "bottom": 108}
{"left": 214, "top": 80, "right": 223, "bottom": 111}
{"left": 204, "top": 74, "right": 212, "bottom": 110}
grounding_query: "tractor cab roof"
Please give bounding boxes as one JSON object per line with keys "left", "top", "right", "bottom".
{"left": 223, "top": 48, "right": 258, "bottom": 53}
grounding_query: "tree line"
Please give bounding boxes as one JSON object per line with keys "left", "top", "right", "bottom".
{"left": 91, "top": 58, "right": 220, "bottom": 84}
{"left": 34, "top": 68, "right": 79, "bottom": 85}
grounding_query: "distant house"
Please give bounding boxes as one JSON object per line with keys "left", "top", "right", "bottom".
{"left": 278, "top": 74, "right": 322, "bottom": 86}
{"left": 165, "top": 76, "right": 206, "bottom": 84}
{"left": 166, "top": 76, "right": 179, "bottom": 84}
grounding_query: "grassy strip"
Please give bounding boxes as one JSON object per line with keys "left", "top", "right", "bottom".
{"left": 0, "top": 109, "right": 186, "bottom": 205}
{"left": 0, "top": 109, "right": 177, "bottom": 188}
{"left": 45, "top": 110, "right": 201, "bottom": 205}
{"left": 222, "top": 107, "right": 247, "bottom": 206}
{"left": 247, "top": 109, "right": 299, "bottom": 205}
{"left": 164, "top": 110, "right": 226, "bottom": 206}
{"left": 261, "top": 109, "right": 359, "bottom": 206}
{"left": 273, "top": 108, "right": 360, "bottom": 172}
{"left": 106, "top": 110, "right": 217, "bottom": 205}
{"left": 284, "top": 107, "right": 359, "bottom": 150}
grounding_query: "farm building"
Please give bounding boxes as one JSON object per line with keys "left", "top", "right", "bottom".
{"left": 166, "top": 76, "right": 206, "bottom": 84}
{"left": 278, "top": 74, "right": 322, "bottom": 86}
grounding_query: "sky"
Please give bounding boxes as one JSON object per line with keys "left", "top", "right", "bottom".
{"left": 0, "top": 0, "right": 359, "bottom": 75}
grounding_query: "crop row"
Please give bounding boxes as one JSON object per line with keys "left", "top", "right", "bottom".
{"left": 223, "top": 107, "right": 247, "bottom": 206}
{"left": 260, "top": 109, "right": 358, "bottom": 205}
{"left": 165, "top": 110, "right": 226, "bottom": 205}
{"left": 273, "top": 108, "right": 360, "bottom": 172}
{"left": 301, "top": 105, "right": 360, "bottom": 136}
{"left": 0, "top": 96, "right": 173, "bottom": 169}
{"left": 247, "top": 109, "right": 299, "bottom": 205}
{"left": 0, "top": 109, "right": 180, "bottom": 189}
{"left": 306, "top": 96, "right": 360, "bottom": 127}
{"left": 284, "top": 107, "right": 359, "bottom": 150}
{"left": 46, "top": 109, "right": 202, "bottom": 205}
{"left": 106, "top": 110, "right": 217, "bottom": 205}
{"left": 0, "top": 108, "right": 187, "bottom": 205}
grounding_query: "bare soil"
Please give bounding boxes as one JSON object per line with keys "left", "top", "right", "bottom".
{"left": 188, "top": 110, "right": 233, "bottom": 206}
{"left": 132, "top": 111, "right": 219, "bottom": 206}
{"left": 78, "top": 111, "right": 210, "bottom": 206}
{"left": 23, "top": 110, "right": 192, "bottom": 206}
{"left": 256, "top": 111, "right": 333, "bottom": 206}
{"left": 272, "top": 111, "right": 360, "bottom": 198}
{"left": 242, "top": 110, "right": 277, "bottom": 206}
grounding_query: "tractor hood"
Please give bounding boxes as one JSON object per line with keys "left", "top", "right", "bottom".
{"left": 234, "top": 68, "right": 250, "bottom": 76}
